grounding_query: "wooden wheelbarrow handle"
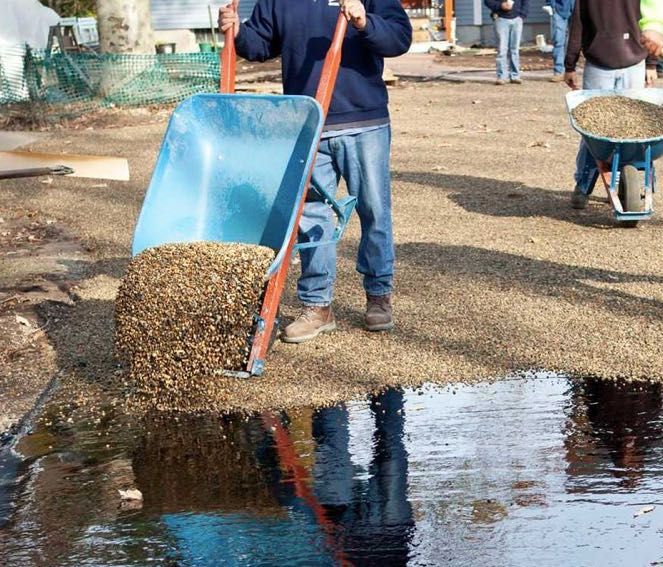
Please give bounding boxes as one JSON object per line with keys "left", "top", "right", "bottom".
{"left": 222, "top": 11, "right": 348, "bottom": 376}
{"left": 220, "top": 2, "right": 237, "bottom": 94}
{"left": 315, "top": 14, "right": 348, "bottom": 116}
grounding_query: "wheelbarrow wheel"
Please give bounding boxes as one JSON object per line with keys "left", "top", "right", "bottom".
{"left": 618, "top": 165, "right": 642, "bottom": 228}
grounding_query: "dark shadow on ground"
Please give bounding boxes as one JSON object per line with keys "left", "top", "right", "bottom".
{"left": 394, "top": 171, "right": 619, "bottom": 228}
{"left": 398, "top": 242, "right": 663, "bottom": 318}
{"left": 337, "top": 241, "right": 663, "bottom": 322}
{"left": 35, "top": 257, "right": 129, "bottom": 390}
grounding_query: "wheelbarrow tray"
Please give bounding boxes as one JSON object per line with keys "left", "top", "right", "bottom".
{"left": 566, "top": 89, "right": 663, "bottom": 163}
{"left": 132, "top": 93, "right": 323, "bottom": 277}
{"left": 131, "top": 93, "right": 324, "bottom": 376}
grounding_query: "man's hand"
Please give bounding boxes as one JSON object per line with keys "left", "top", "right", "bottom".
{"left": 646, "top": 67, "right": 657, "bottom": 87}
{"left": 642, "top": 30, "right": 663, "bottom": 58}
{"left": 501, "top": 1, "right": 513, "bottom": 11}
{"left": 564, "top": 71, "right": 579, "bottom": 90}
{"left": 340, "top": 0, "right": 367, "bottom": 30}
{"left": 218, "top": 0, "right": 240, "bottom": 38}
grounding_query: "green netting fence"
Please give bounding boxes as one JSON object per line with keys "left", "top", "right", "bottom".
{"left": 0, "top": 45, "right": 221, "bottom": 122}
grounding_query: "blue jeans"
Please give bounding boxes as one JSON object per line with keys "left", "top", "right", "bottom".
{"left": 297, "top": 126, "right": 394, "bottom": 306}
{"left": 551, "top": 11, "right": 569, "bottom": 75}
{"left": 494, "top": 16, "right": 523, "bottom": 81}
{"left": 574, "top": 60, "right": 646, "bottom": 194}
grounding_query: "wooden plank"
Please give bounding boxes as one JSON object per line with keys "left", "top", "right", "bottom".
{"left": 0, "top": 151, "right": 129, "bottom": 181}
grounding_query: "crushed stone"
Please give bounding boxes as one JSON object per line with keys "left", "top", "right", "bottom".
{"left": 115, "top": 242, "right": 274, "bottom": 411}
{"left": 571, "top": 96, "right": 663, "bottom": 140}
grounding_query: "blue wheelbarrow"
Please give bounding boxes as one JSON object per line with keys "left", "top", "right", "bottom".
{"left": 130, "top": 12, "right": 354, "bottom": 377}
{"left": 566, "top": 89, "right": 663, "bottom": 227}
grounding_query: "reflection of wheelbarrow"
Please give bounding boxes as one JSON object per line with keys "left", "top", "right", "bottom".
{"left": 131, "top": 12, "right": 355, "bottom": 377}
{"left": 566, "top": 89, "right": 663, "bottom": 227}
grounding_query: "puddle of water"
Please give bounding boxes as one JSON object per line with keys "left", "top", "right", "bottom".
{"left": 1, "top": 374, "right": 663, "bottom": 566}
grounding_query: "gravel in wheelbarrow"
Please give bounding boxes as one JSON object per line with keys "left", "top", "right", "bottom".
{"left": 115, "top": 241, "right": 274, "bottom": 410}
{"left": 571, "top": 95, "right": 663, "bottom": 140}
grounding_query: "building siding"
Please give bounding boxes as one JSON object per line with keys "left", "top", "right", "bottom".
{"left": 151, "top": 0, "right": 257, "bottom": 30}
{"left": 455, "top": 0, "right": 477, "bottom": 25}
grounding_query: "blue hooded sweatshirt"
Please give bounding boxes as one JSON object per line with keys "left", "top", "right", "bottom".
{"left": 234, "top": 0, "right": 412, "bottom": 129}
{"left": 484, "top": 0, "right": 530, "bottom": 19}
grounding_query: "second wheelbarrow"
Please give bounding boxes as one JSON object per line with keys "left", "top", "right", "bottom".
{"left": 131, "top": 12, "right": 356, "bottom": 377}
{"left": 566, "top": 88, "right": 663, "bottom": 227}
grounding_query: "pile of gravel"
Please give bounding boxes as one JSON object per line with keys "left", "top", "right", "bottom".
{"left": 571, "top": 96, "right": 663, "bottom": 140}
{"left": 115, "top": 242, "right": 274, "bottom": 410}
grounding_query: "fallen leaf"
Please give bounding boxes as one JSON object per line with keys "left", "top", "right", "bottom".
{"left": 527, "top": 141, "right": 551, "bottom": 149}
{"left": 118, "top": 488, "right": 143, "bottom": 501}
{"left": 39, "top": 177, "right": 53, "bottom": 185}
{"left": 634, "top": 505, "right": 655, "bottom": 517}
{"left": 15, "top": 315, "right": 31, "bottom": 327}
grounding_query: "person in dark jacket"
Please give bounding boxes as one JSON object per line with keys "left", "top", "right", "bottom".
{"left": 564, "top": 0, "right": 657, "bottom": 209}
{"left": 220, "top": 0, "right": 412, "bottom": 343}
{"left": 484, "top": 0, "right": 530, "bottom": 84}
{"left": 544, "top": 0, "right": 575, "bottom": 81}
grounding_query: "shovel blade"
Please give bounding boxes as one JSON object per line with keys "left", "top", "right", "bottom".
{"left": 0, "top": 151, "right": 130, "bottom": 181}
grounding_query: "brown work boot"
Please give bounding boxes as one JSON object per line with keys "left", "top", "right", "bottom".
{"left": 365, "top": 294, "right": 394, "bottom": 332}
{"left": 282, "top": 305, "right": 336, "bottom": 344}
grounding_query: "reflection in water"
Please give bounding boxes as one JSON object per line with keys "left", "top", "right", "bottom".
{"left": 1, "top": 376, "right": 663, "bottom": 566}
{"left": 132, "top": 389, "right": 413, "bottom": 566}
{"left": 565, "top": 378, "right": 663, "bottom": 489}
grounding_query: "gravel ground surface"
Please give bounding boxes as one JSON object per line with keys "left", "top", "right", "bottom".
{"left": 1, "top": 72, "right": 662, "bottom": 415}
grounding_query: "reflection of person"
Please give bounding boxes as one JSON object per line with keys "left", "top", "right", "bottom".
{"left": 640, "top": 0, "right": 663, "bottom": 57}
{"left": 565, "top": 379, "right": 662, "bottom": 489}
{"left": 312, "top": 388, "right": 414, "bottom": 564}
{"left": 544, "top": 0, "right": 575, "bottom": 82}
{"left": 484, "top": 0, "right": 530, "bottom": 85}
{"left": 564, "top": 0, "right": 658, "bottom": 209}
{"left": 220, "top": 0, "right": 412, "bottom": 342}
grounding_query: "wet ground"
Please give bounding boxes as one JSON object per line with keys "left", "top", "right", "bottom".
{"left": 1, "top": 374, "right": 662, "bottom": 566}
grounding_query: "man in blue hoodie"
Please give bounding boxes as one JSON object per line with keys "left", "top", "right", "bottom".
{"left": 220, "top": 0, "right": 411, "bottom": 343}
{"left": 484, "top": 0, "right": 530, "bottom": 84}
{"left": 544, "top": 0, "right": 575, "bottom": 81}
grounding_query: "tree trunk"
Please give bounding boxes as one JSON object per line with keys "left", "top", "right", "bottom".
{"left": 96, "top": 0, "right": 154, "bottom": 54}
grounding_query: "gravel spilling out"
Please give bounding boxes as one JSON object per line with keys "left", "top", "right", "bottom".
{"left": 571, "top": 96, "right": 663, "bottom": 140}
{"left": 115, "top": 242, "right": 274, "bottom": 410}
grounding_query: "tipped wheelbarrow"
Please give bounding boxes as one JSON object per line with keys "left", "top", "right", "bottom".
{"left": 131, "top": 11, "right": 356, "bottom": 377}
{"left": 566, "top": 89, "right": 663, "bottom": 227}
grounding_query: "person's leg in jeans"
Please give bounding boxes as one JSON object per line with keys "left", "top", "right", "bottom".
{"left": 283, "top": 139, "right": 340, "bottom": 343}
{"left": 551, "top": 11, "right": 568, "bottom": 76}
{"left": 333, "top": 127, "right": 394, "bottom": 300}
{"left": 509, "top": 17, "right": 523, "bottom": 81}
{"left": 618, "top": 59, "right": 646, "bottom": 89}
{"left": 312, "top": 404, "right": 354, "bottom": 511}
{"left": 296, "top": 138, "right": 340, "bottom": 306}
{"left": 494, "top": 17, "right": 509, "bottom": 82}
